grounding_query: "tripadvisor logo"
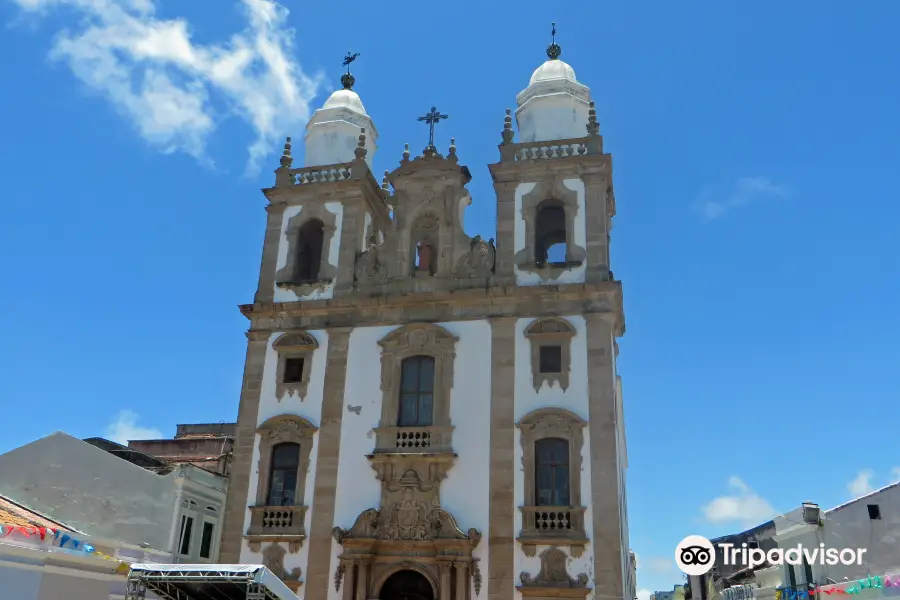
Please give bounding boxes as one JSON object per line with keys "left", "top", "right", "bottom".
{"left": 675, "top": 535, "right": 869, "bottom": 576}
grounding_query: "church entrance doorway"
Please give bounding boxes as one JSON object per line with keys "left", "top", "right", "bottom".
{"left": 379, "top": 569, "right": 435, "bottom": 600}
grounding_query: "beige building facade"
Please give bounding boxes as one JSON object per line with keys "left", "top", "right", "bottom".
{"left": 220, "top": 33, "right": 634, "bottom": 600}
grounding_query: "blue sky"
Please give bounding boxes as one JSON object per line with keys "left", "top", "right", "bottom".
{"left": 1, "top": 0, "right": 899, "bottom": 596}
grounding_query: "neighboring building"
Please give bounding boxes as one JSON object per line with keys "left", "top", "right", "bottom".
{"left": 651, "top": 590, "right": 675, "bottom": 600}
{"left": 707, "top": 484, "right": 900, "bottom": 600}
{"left": 774, "top": 484, "right": 900, "bottom": 587}
{"left": 220, "top": 27, "right": 631, "bottom": 600}
{"left": 0, "top": 493, "right": 168, "bottom": 600}
{"left": 0, "top": 431, "right": 227, "bottom": 564}
{"left": 126, "top": 422, "right": 235, "bottom": 476}
{"left": 652, "top": 585, "right": 686, "bottom": 600}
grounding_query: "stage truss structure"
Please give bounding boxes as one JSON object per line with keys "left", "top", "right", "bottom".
{"left": 125, "top": 564, "right": 298, "bottom": 600}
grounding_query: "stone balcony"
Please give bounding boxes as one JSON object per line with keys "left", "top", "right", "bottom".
{"left": 517, "top": 505, "right": 588, "bottom": 557}
{"left": 372, "top": 425, "right": 454, "bottom": 454}
{"left": 245, "top": 504, "right": 307, "bottom": 553}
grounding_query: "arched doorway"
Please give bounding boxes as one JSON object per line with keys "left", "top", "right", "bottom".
{"left": 379, "top": 569, "right": 435, "bottom": 600}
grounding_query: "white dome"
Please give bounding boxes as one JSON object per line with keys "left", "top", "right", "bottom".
{"left": 322, "top": 88, "right": 367, "bottom": 115}
{"left": 529, "top": 59, "right": 577, "bottom": 85}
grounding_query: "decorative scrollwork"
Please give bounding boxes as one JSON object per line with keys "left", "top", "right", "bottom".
{"left": 454, "top": 235, "right": 495, "bottom": 278}
{"left": 355, "top": 245, "right": 387, "bottom": 286}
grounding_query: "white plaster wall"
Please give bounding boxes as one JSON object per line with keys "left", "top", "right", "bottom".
{"left": 516, "top": 93, "right": 591, "bottom": 143}
{"left": 363, "top": 212, "right": 372, "bottom": 251}
{"left": 305, "top": 111, "right": 378, "bottom": 170}
{"left": 273, "top": 203, "right": 344, "bottom": 302}
{"left": 327, "top": 325, "right": 396, "bottom": 600}
{"left": 0, "top": 566, "right": 40, "bottom": 600}
{"left": 238, "top": 329, "right": 330, "bottom": 581}
{"left": 438, "top": 320, "right": 493, "bottom": 600}
{"left": 823, "top": 486, "right": 900, "bottom": 581}
{"left": 513, "top": 180, "right": 587, "bottom": 287}
{"left": 513, "top": 316, "right": 595, "bottom": 600}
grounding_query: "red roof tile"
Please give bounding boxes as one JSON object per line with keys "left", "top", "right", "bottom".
{"left": 0, "top": 496, "right": 71, "bottom": 531}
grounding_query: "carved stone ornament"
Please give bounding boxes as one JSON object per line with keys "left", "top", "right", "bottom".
{"left": 355, "top": 244, "right": 388, "bottom": 286}
{"left": 518, "top": 547, "right": 588, "bottom": 590}
{"left": 454, "top": 235, "right": 496, "bottom": 278}
{"left": 472, "top": 558, "right": 483, "bottom": 596}
{"left": 273, "top": 331, "right": 319, "bottom": 401}
{"left": 262, "top": 542, "right": 302, "bottom": 584}
{"left": 333, "top": 562, "right": 345, "bottom": 592}
{"left": 524, "top": 317, "right": 576, "bottom": 392}
{"left": 333, "top": 504, "right": 480, "bottom": 546}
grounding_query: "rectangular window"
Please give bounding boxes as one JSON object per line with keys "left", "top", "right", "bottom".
{"left": 179, "top": 515, "right": 194, "bottom": 556}
{"left": 200, "top": 521, "right": 215, "bottom": 559}
{"left": 539, "top": 345, "right": 562, "bottom": 374}
{"left": 868, "top": 504, "right": 881, "bottom": 519}
{"left": 283, "top": 358, "right": 305, "bottom": 383}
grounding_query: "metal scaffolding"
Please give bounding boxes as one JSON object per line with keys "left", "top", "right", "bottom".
{"left": 125, "top": 564, "right": 298, "bottom": 600}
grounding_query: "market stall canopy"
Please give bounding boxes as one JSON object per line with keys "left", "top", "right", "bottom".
{"left": 125, "top": 564, "right": 300, "bottom": 600}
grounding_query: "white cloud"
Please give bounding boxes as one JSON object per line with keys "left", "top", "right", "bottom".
{"left": 702, "top": 476, "right": 776, "bottom": 527}
{"left": 891, "top": 467, "right": 900, "bottom": 482}
{"left": 105, "top": 409, "right": 163, "bottom": 445}
{"left": 638, "top": 589, "right": 652, "bottom": 600}
{"left": 11, "top": 0, "right": 324, "bottom": 171}
{"left": 848, "top": 469, "right": 875, "bottom": 497}
{"left": 695, "top": 177, "right": 790, "bottom": 221}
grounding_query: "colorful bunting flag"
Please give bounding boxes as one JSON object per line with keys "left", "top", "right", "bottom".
{"left": 777, "top": 573, "right": 900, "bottom": 598}
{"left": 0, "top": 523, "right": 130, "bottom": 573}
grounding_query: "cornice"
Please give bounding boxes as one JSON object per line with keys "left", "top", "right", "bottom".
{"left": 238, "top": 281, "right": 625, "bottom": 335}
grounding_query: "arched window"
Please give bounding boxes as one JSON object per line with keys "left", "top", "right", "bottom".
{"left": 534, "top": 201, "right": 567, "bottom": 266}
{"left": 398, "top": 355, "right": 436, "bottom": 427}
{"left": 267, "top": 442, "right": 301, "bottom": 506}
{"left": 295, "top": 219, "right": 325, "bottom": 282}
{"left": 535, "top": 437, "right": 570, "bottom": 506}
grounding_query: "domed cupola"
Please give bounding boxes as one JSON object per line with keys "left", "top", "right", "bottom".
{"left": 515, "top": 24, "right": 592, "bottom": 143}
{"left": 304, "top": 53, "right": 378, "bottom": 169}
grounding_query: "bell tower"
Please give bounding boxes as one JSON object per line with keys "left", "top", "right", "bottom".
{"left": 491, "top": 24, "right": 613, "bottom": 288}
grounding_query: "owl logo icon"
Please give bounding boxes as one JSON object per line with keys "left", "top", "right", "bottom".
{"left": 675, "top": 535, "right": 716, "bottom": 576}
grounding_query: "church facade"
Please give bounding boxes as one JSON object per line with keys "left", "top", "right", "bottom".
{"left": 219, "top": 32, "right": 635, "bottom": 600}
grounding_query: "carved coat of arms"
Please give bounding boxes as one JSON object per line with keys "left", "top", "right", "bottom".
{"left": 382, "top": 488, "right": 430, "bottom": 540}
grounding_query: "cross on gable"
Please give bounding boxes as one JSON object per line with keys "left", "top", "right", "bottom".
{"left": 417, "top": 106, "right": 449, "bottom": 150}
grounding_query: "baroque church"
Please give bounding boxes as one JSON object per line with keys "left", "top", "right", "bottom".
{"left": 219, "top": 27, "right": 636, "bottom": 600}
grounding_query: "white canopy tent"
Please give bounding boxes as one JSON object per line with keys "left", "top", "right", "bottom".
{"left": 125, "top": 564, "right": 300, "bottom": 600}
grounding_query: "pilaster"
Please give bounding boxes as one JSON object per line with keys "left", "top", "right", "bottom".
{"left": 582, "top": 173, "right": 610, "bottom": 284}
{"left": 335, "top": 201, "right": 366, "bottom": 294}
{"left": 255, "top": 203, "right": 287, "bottom": 304}
{"left": 488, "top": 317, "right": 517, "bottom": 600}
{"left": 219, "top": 329, "right": 271, "bottom": 562}
{"left": 584, "top": 314, "right": 624, "bottom": 600}
{"left": 305, "top": 328, "right": 353, "bottom": 600}
{"left": 492, "top": 182, "right": 517, "bottom": 279}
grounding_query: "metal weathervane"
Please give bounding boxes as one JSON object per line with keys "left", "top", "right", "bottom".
{"left": 417, "top": 106, "right": 449, "bottom": 150}
{"left": 341, "top": 51, "right": 360, "bottom": 89}
{"left": 342, "top": 51, "right": 360, "bottom": 73}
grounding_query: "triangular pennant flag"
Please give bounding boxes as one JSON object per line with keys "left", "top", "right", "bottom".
{"left": 60, "top": 534, "right": 70, "bottom": 547}
{"left": 38, "top": 527, "right": 46, "bottom": 541}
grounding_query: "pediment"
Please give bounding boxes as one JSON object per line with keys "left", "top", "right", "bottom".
{"left": 378, "top": 323, "right": 458, "bottom": 351}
